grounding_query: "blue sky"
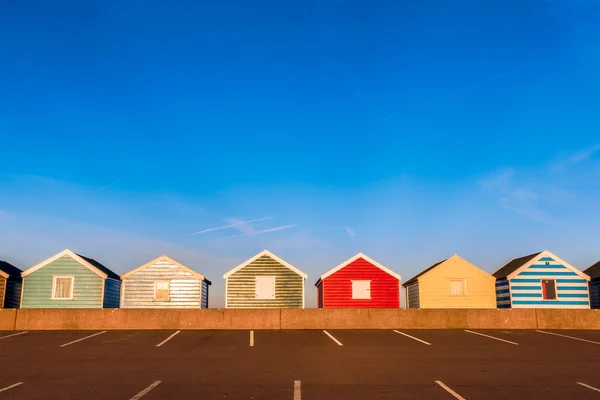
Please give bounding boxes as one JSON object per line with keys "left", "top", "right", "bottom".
{"left": 1, "top": 0, "right": 600, "bottom": 307}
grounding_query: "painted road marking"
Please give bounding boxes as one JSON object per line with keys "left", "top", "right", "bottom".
{"left": 0, "top": 382, "right": 23, "bottom": 393}
{"left": 0, "top": 331, "right": 28, "bottom": 340}
{"left": 577, "top": 382, "right": 600, "bottom": 393}
{"left": 60, "top": 331, "right": 107, "bottom": 347}
{"left": 536, "top": 330, "right": 600, "bottom": 345}
{"left": 250, "top": 330, "right": 254, "bottom": 347}
{"left": 156, "top": 330, "right": 180, "bottom": 347}
{"left": 464, "top": 330, "right": 518, "bottom": 345}
{"left": 435, "top": 381, "right": 466, "bottom": 400}
{"left": 323, "top": 330, "right": 343, "bottom": 346}
{"left": 294, "top": 380, "right": 301, "bottom": 400}
{"left": 393, "top": 330, "right": 431, "bottom": 345}
{"left": 130, "top": 381, "right": 162, "bottom": 400}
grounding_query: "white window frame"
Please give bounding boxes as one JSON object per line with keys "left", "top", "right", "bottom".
{"left": 51, "top": 276, "right": 75, "bottom": 300}
{"left": 449, "top": 279, "right": 466, "bottom": 296}
{"left": 154, "top": 280, "right": 171, "bottom": 301}
{"left": 351, "top": 280, "right": 371, "bottom": 300}
{"left": 255, "top": 276, "right": 276, "bottom": 300}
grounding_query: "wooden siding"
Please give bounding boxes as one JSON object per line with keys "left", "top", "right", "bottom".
{"left": 0, "top": 277, "right": 5, "bottom": 309}
{"left": 21, "top": 255, "right": 104, "bottom": 308}
{"left": 321, "top": 258, "right": 400, "bottom": 308}
{"left": 496, "top": 279, "right": 510, "bottom": 308}
{"left": 406, "top": 282, "right": 420, "bottom": 308}
{"left": 201, "top": 280, "right": 209, "bottom": 308}
{"left": 317, "top": 283, "right": 323, "bottom": 308}
{"left": 121, "top": 259, "right": 207, "bottom": 308}
{"left": 417, "top": 256, "right": 496, "bottom": 309}
{"left": 103, "top": 279, "right": 121, "bottom": 308}
{"left": 226, "top": 255, "right": 304, "bottom": 308}
{"left": 590, "top": 280, "right": 600, "bottom": 309}
{"left": 507, "top": 256, "right": 590, "bottom": 309}
{"left": 4, "top": 278, "right": 22, "bottom": 308}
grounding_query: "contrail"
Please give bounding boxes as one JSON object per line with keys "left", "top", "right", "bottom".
{"left": 189, "top": 216, "right": 272, "bottom": 235}
{"left": 98, "top": 178, "right": 124, "bottom": 191}
{"left": 227, "top": 224, "right": 297, "bottom": 238}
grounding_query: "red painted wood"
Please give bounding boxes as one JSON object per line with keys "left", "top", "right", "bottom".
{"left": 321, "top": 258, "right": 400, "bottom": 308}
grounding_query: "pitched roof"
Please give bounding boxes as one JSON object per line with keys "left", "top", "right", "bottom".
{"left": 76, "top": 254, "right": 121, "bottom": 280}
{"left": 402, "top": 258, "right": 448, "bottom": 286}
{"left": 223, "top": 250, "right": 307, "bottom": 279}
{"left": 21, "top": 249, "right": 120, "bottom": 280}
{"left": 584, "top": 261, "right": 600, "bottom": 279}
{"left": 492, "top": 252, "right": 542, "bottom": 279}
{"left": 316, "top": 252, "right": 401, "bottom": 286}
{"left": 121, "top": 255, "right": 211, "bottom": 284}
{"left": 0, "top": 261, "right": 22, "bottom": 278}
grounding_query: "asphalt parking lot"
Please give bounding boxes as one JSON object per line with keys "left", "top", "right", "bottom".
{"left": 0, "top": 329, "right": 599, "bottom": 399}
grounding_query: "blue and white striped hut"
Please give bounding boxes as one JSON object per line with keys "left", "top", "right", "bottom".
{"left": 493, "top": 250, "right": 590, "bottom": 309}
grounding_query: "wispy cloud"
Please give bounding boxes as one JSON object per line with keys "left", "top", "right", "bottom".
{"left": 346, "top": 227, "right": 355, "bottom": 239}
{"left": 553, "top": 144, "right": 600, "bottom": 171}
{"left": 227, "top": 224, "right": 297, "bottom": 238}
{"left": 98, "top": 178, "right": 124, "bottom": 192}
{"left": 189, "top": 216, "right": 271, "bottom": 235}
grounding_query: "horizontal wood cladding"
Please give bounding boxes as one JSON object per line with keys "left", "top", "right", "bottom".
{"left": 406, "top": 282, "right": 420, "bottom": 308}
{"left": 121, "top": 259, "right": 206, "bottom": 308}
{"left": 322, "top": 258, "right": 400, "bottom": 308}
{"left": 226, "top": 255, "right": 304, "bottom": 308}
{"left": 0, "top": 277, "right": 5, "bottom": 308}
{"left": 103, "top": 279, "right": 121, "bottom": 308}
{"left": 21, "top": 255, "right": 104, "bottom": 308}
{"left": 4, "top": 278, "right": 22, "bottom": 308}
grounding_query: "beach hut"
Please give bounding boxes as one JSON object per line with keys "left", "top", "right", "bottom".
{"left": 0, "top": 261, "right": 22, "bottom": 308}
{"left": 402, "top": 254, "right": 496, "bottom": 309}
{"left": 20, "top": 249, "right": 121, "bottom": 308}
{"left": 584, "top": 261, "right": 600, "bottom": 309}
{"left": 315, "top": 253, "right": 401, "bottom": 308}
{"left": 223, "top": 250, "right": 307, "bottom": 308}
{"left": 493, "top": 250, "right": 590, "bottom": 309}
{"left": 121, "top": 255, "right": 211, "bottom": 308}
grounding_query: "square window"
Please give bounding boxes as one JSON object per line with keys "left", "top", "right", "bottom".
{"left": 449, "top": 280, "right": 465, "bottom": 296}
{"left": 541, "top": 279, "right": 556, "bottom": 300}
{"left": 154, "top": 281, "right": 170, "bottom": 300}
{"left": 52, "top": 276, "right": 74, "bottom": 300}
{"left": 255, "top": 276, "right": 276, "bottom": 299}
{"left": 351, "top": 280, "right": 371, "bottom": 299}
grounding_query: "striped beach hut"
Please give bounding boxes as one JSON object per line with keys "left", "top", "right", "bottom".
{"left": 121, "top": 255, "right": 211, "bottom": 308}
{"left": 584, "top": 261, "right": 600, "bottom": 309}
{"left": 223, "top": 250, "right": 307, "bottom": 309}
{"left": 493, "top": 250, "right": 590, "bottom": 309}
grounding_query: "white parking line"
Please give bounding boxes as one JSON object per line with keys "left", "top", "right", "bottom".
{"left": 435, "top": 381, "right": 466, "bottom": 400}
{"left": 393, "top": 330, "right": 431, "bottom": 346}
{"left": 536, "top": 330, "right": 600, "bottom": 345}
{"left": 294, "top": 380, "right": 301, "bottom": 400}
{"left": 323, "top": 330, "right": 343, "bottom": 346}
{"left": 250, "top": 330, "right": 254, "bottom": 347}
{"left": 0, "top": 331, "right": 28, "bottom": 340}
{"left": 60, "top": 331, "right": 107, "bottom": 347}
{"left": 577, "top": 382, "right": 600, "bottom": 393}
{"left": 130, "top": 381, "right": 161, "bottom": 400}
{"left": 156, "top": 331, "right": 180, "bottom": 347}
{"left": 0, "top": 382, "right": 23, "bottom": 393}
{"left": 464, "top": 330, "right": 518, "bottom": 345}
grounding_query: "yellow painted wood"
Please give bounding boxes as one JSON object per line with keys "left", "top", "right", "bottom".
{"left": 418, "top": 255, "right": 496, "bottom": 309}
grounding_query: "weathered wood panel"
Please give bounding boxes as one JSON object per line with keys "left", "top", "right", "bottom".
{"left": 0, "top": 277, "right": 5, "bottom": 309}
{"left": 226, "top": 255, "right": 304, "bottom": 309}
{"left": 121, "top": 259, "right": 206, "bottom": 308}
{"left": 406, "top": 282, "right": 420, "bottom": 308}
{"left": 21, "top": 255, "right": 104, "bottom": 308}
{"left": 589, "top": 280, "right": 600, "bottom": 309}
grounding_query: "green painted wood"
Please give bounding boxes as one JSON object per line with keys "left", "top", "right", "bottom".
{"left": 21, "top": 255, "right": 105, "bottom": 308}
{"left": 226, "top": 255, "right": 304, "bottom": 308}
